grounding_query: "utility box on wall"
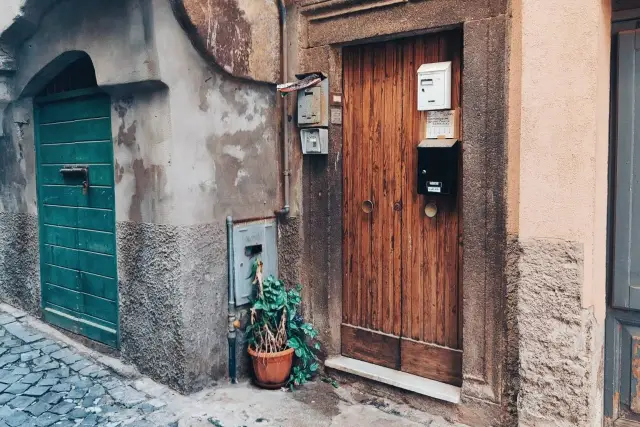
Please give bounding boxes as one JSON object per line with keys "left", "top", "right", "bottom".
{"left": 233, "top": 219, "right": 277, "bottom": 306}
{"left": 300, "top": 128, "right": 328, "bottom": 154}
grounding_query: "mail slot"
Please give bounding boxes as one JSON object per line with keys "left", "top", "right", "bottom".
{"left": 416, "top": 139, "right": 459, "bottom": 199}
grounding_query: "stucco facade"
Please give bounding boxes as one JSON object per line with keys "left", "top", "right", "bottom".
{"left": 0, "top": 0, "right": 279, "bottom": 393}
{"left": 507, "top": 0, "right": 611, "bottom": 425}
{"left": 0, "top": 0, "right": 630, "bottom": 425}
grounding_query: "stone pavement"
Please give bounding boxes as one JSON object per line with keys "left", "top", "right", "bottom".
{"left": 0, "top": 305, "right": 468, "bottom": 427}
{"left": 0, "top": 309, "right": 166, "bottom": 427}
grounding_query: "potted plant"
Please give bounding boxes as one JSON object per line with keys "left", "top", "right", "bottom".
{"left": 246, "top": 260, "right": 321, "bottom": 389}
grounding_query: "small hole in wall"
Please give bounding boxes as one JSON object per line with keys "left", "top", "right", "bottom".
{"left": 245, "top": 244, "right": 263, "bottom": 257}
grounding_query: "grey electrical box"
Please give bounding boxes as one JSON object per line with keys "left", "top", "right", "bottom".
{"left": 300, "top": 128, "right": 328, "bottom": 155}
{"left": 233, "top": 219, "right": 277, "bottom": 306}
{"left": 297, "top": 75, "right": 328, "bottom": 127}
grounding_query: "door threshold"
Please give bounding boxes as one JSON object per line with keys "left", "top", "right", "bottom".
{"left": 615, "top": 419, "right": 640, "bottom": 427}
{"left": 325, "top": 356, "right": 461, "bottom": 404}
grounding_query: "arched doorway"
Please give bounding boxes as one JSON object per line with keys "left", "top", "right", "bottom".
{"left": 34, "top": 53, "right": 118, "bottom": 348}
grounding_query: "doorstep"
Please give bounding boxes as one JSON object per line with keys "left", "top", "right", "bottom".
{"left": 325, "top": 356, "right": 461, "bottom": 404}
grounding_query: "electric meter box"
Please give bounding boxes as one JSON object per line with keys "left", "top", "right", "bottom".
{"left": 233, "top": 219, "right": 277, "bottom": 306}
{"left": 297, "top": 76, "right": 329, "bottom": 127}
{"left": 300, "top": 128, "right": 328, "bottom": 155}
{"left": 417, "top": 62, "right": 452, "bottom": 111}
{"left": 416, "top": 139, "right": 459, "bottom": 198}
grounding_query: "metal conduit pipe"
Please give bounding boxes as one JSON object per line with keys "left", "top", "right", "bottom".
{"left": 275, "top": 0, "right": 290, "bottom": 216}
{"left": 226, "top": 216, "right": 237, "bottom": 384}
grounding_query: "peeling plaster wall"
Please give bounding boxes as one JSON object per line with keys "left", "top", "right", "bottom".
{"left": 112, "top": 90, "right": 172, "bottom": 224}
{"left": 146, "top": 1, "right": 279, "bottom": 391}
{"left": 0, "top": 0, "right": 279, "bottom": 393}
{"left": 13, "top": 0, "right": 160, "bottom": 97}
{"left": 0, "top": 97, "right": 39, "bottom": 316}
{"left": 171, "top": 0, "right": 281, "bottom": 83}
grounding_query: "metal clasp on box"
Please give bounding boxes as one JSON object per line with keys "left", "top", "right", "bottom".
{"left": 59, "top": 165, "right": 89, "bottom": 194}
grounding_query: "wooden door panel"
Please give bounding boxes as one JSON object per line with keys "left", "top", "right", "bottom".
{"left": 400, "top": 32, "right": 461, "bottom": 349}
{"left": 341, "top": 324, "right": 400, "bottom": 369}
{"left": 386, "top": 41, "right": 403, "bottom": 337}
{"left": 343, "top": 41, "right": 404, "bottom": 337}
{"left": 400, "top": 339, "right": 462, "bottom": 386}
{"left": 342, "top": 32, "right": 462, "bottom": 386}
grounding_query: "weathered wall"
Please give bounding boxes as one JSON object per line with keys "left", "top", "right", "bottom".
{"left": 506, "top": 0, "right": 611, "bottom": 424}
{"left": 0, "top": 0, "right": 279, "bottom": 393}
{"left": 0, "top": 96, "right": 38, "bottom": 315}
{"left": 170, "top": 0, "right": 281, "bottom": 83}
{"left": 514, "top": 240, "right": 600, "bottom": 426}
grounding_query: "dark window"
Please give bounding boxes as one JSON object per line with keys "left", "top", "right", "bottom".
{"left": 38, "top": 55, "right": 97, "bottom": 96}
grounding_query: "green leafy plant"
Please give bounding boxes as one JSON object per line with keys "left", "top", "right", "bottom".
{"left": 246, "top": 260, "right": 321, "bottom": 389}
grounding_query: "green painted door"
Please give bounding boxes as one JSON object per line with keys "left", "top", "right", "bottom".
{"left": 34, "top": 88, "right": 118, "bottom": 347}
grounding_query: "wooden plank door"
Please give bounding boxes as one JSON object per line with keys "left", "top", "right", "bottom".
{"left": 342, "top": 32, "right": 462, "bottom": 386}
{"left": 35, "top": 89, "right": 119, "bottom": 347}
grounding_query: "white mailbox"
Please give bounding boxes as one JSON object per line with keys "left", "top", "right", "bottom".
{"left": 417, "top": 62, "right": 452, "bottom": 111}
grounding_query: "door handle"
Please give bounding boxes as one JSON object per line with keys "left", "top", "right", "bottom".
{"left": 362, "top": 200, "right": 374, "bottom": 214}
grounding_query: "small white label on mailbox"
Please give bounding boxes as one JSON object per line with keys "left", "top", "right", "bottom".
{"left": 427, "top": 186, "right": 441, "bottom": 193}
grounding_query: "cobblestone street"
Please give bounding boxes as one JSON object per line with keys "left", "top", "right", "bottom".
{"left": 0, "top": 309, "right": 166, "bottom": 427}
{"left": 0, "top": 305, "right": 466, "bottom": 427}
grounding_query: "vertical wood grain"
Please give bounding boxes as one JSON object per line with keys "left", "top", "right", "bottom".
{"left": 341, "top": 32, "right": 463, "bottom": 381}
{"left": 342, "top": 48, "right": 353, "bottom": 325}
{"left": 360, "top": 46, "right": 374, "bottom": 329}
{"left": 351, "top": 49, "right": 365, "bottom": 326}
{"left": 370, "top": 43, "right": 385, "bottom": 331}
{"left": 424, "top": 36, "right": 441, "bottom": 344}
{"left": 443, "top": 32, "right": 462, "bottom": 348}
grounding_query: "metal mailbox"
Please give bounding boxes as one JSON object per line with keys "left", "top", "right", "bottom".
{"left": 416, "top": 139, "right": 459, "bottom": 199}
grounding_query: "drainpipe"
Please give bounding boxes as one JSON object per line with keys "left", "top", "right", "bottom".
{"left": 227, "top": 216, "right": 237, "bottom": 384}
{"left": 275, "top": 0, "right": 290, "bottom": 217}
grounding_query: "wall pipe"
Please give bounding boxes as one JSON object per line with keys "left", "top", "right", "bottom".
{"left": 226, "top": 216, "right": 237, "bottom": 384}
{"left": 275, "top": 0, "right": 290, "bottom": 216}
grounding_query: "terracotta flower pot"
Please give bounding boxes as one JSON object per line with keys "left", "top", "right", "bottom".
{"left": 248, "top": 346, "right": 294, "bottom": 389}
